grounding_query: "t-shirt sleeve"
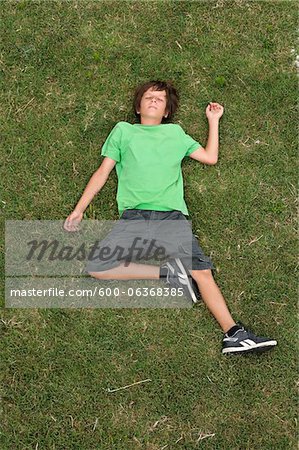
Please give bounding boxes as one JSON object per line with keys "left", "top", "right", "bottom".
{"left": 100, "top": 123, "right": 122, "bottom": 162}
{"left": 178, "top": 125, "right": 203, "bottom": 157}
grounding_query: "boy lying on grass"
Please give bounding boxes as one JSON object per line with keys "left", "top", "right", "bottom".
{"left": 64, "top": 80, "right": 277, "bottom": 355}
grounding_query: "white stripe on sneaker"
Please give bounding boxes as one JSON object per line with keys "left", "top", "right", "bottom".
{"left": 175, "top": 258, "right": 198, "bottom": 303}
{"left": 241, "top": 339, "right": 257, "bottom": 347}
{"left": 166, "top": 262, "right": 175, "bottom": 275}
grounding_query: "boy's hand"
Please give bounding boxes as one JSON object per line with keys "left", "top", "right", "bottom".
{"left": 206, "top": 102, "right": 224, "bottom": 121}
{"left": 63, "top": 210, "right": 83, "bottom": 232}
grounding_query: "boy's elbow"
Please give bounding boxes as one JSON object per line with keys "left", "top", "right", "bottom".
{"left": 203, "top": 149, "right": 218, "bottom": 165}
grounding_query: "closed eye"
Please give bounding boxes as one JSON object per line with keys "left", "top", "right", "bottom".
{"left": 146, "top": 97, "right": 164, "bottom": 102}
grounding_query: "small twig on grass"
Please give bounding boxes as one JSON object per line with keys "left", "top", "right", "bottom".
{"left": 248, "top": 235, "right": 263, "bottom": 246}
{"left": 73, "top": 162, "right": 79, "bottom": 175}
{"left": 196, "top": 432, "right": 215, "bottom": 443}
{"left": 0, "top": 318, "right": 23, "bottom": 327}
{"left": 175, "top": 434, "right": 184, "bottom": 443}
{"left": 149, "top": 416, "right": 169, "bottom": 432}
{"left": 107, "top": 378, "right": 151, "bottom": 393}
{"left": 269, "top": 302, "right": 287, "bottom": 306}
{"left": 15, "top": 97, "right": 35, "bottom": 115}
{"left": 92, "top": 417, "right": 98, "bottom": 431}
{"left": 237, "top": 75, "right": 247, "bottom": 87}
{"left": 271, "top": 411, "right": 286, "bottom": 424}
{"left": 240, "top": 137, "right": 250, "bottom": 147}
{"left": 133, "top": 436, "right": 142, "bottom": 447}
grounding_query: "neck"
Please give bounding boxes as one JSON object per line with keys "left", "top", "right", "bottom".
{"left": 139, "top": 113, "right": 165, "bottom": 125}
{"left": 139, "top": 119, "right": 163, "bottom": 126}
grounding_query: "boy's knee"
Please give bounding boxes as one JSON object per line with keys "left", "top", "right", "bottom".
{"left": 190, "top": 268, "right": 214, "bottom": 283}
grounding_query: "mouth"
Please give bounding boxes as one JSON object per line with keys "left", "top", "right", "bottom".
{"left": 148, "top": 106, "right": 157, "bottom": 109}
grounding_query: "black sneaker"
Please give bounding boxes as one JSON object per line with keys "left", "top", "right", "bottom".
{"left": 161, "top": 258, "right": 200, "bottom": 304}
{"left": 222, "top": 322, "right": 277, "bottom": 355}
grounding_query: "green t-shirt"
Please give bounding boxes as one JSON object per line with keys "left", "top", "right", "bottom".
{"left": 100, "top": 121, "right": 202, "bottom": 216}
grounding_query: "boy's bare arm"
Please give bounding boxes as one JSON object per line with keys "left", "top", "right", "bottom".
{"left": 189, "top": 102, "right": 224, "bottom": 165}
{"left": 74, "top": 157, "right": 116, "bottom": 214}
{"left": 64, "top": 157, "right": 116, "bottom": 231}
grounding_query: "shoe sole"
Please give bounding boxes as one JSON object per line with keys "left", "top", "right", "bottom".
{"left": 222, "top": 341, "right": 277, "bottom": 354}
{"left": 174, "top": 258, "right": 198, "bottom": 304}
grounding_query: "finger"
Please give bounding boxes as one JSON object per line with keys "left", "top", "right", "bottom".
{"left": 69, "top": 221, "right": 79, "bottom": 231}
{"left": 65, "top": 225, "right": 73, "bottom": 232}
{"left": 66, "top": 226, "right": 77, "bottom": 233}
{"left": 63, "top": 221, "right": 70, "bottom": 231}
{"left": 64, "top": 220, "right": 76, "bottom": 231}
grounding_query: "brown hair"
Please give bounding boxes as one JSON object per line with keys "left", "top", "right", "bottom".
{"left": 132, "top": 80, "right": 179, "bottom": 123}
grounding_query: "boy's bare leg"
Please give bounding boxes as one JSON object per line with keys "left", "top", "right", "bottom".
{"left": 88, "top": 261, "right": 160, "bottom": 280}
{"left": 190, "top": 269, "right": 236, "bottom": 333}
{"left": 89, "top": 263, "right": 235, "bottom": 333}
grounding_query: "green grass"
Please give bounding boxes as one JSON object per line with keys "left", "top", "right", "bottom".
{"left": 0, "top": 0, "right": 298, "bottom": 448}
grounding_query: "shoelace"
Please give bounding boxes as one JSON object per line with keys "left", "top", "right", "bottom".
{"left": 239, "top": 322, "right": 254, "bottom": 333}
{"left": 225, "top": 323, "right": 245, "bottom": 338}
{"left": 163, "top": 264, "right": 181, "bottom": 285}
{"left": 165, "top": 266, "right": 171, "bottom": 284}
{"left": 236, "top": 322, "right": 257, "bottom": 340}
{"left": 162, "top": 263, "right": 172, "bottom": 284}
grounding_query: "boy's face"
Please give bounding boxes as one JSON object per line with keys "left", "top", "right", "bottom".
{"left": 137, "top": 87, "right": 168, "bottom": 122}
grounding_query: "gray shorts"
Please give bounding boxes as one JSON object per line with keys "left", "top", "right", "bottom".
{"left": 84, "top": 209, "right": 215, "bottom": 275}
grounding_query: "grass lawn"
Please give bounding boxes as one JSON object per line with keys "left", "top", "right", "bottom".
{"left": 1, "top": 0, "right": 298, "bottom": 448}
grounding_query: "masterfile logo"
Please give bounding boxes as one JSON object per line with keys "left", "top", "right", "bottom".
{"left": 5, "top": 219, "right": 193, "bottom": 309}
